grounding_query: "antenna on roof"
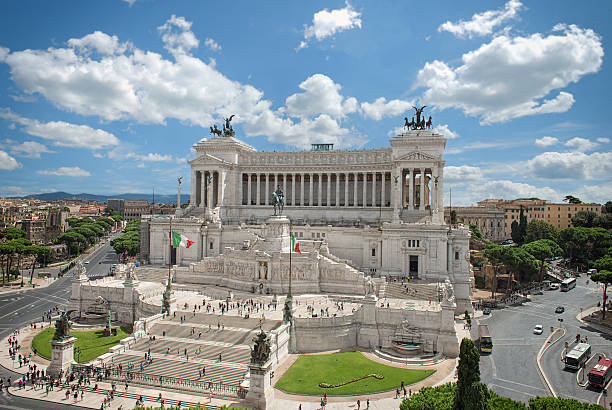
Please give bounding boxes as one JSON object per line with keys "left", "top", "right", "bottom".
{"left": 152, "top": 188, "right": 155, "bottom": 205}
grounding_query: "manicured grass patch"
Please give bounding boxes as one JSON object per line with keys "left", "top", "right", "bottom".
{"left": 32, "top": 327, "right": 129, "bottom": 363}
{"left": 275, "top": 351, "right": 435, "bottom": 396}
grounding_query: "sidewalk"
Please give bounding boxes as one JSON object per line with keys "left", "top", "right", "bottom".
{"left": 0, "top": 276, "right": 57, "bottom": 295}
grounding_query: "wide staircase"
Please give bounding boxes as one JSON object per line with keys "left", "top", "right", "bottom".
{"left": 383, "top": 282, "right": 440, "bottom": 301}
{"left": 105, "top": 313, "right": 281, "bottom": 397}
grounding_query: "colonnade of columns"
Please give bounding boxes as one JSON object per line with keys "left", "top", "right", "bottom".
{"left": 191, "top": 169, "right": 224, "bottom": 208}
{"left": 400, "top": 167, "right": 433, "bottom": 210}
{"left": 240, "top": 171, "right": 391, "bottom": 208}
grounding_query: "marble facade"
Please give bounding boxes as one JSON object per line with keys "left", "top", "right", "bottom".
{"left": 140, "top": 129, "right": 473, "bottom": 313}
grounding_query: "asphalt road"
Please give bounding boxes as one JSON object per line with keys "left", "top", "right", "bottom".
{"left": 0, "top": 238, "right": 119, "bottom": 409}
{"left": 475, "top": 278, "right": 611, "bottom": 405}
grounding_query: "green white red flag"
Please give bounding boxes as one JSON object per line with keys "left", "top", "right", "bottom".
{"left": 171, "top": 230, "right": 194, "bottom": 248}
{"left": 290, "top": 233, "right": 301, "bottom": 254}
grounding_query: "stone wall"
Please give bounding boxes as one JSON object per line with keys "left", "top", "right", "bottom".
{"left": 293, "top": 300, "right": 458, "bottom": 357}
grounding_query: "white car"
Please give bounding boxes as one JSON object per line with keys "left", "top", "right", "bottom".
{"left": 533, "top": 325, "right": 543, "bottom": 335}
{"left": 84, "top": 261, "right": 89, "bottom": 264}
{"left": 549, "top": 283, "right": 560, "bottom": 290}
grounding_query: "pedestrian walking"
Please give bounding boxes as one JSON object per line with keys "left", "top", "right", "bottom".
{"left": 357, "top": 399, "right": 360, "bottom": 409}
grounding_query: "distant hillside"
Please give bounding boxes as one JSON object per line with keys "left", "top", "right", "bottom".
{"left": 11, "top": 192, "right": 190, "bottom": 204}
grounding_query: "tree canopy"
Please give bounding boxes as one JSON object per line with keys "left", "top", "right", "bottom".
{"left": 563, "top": 195, "right": 582, "bottom": 204}
{"left": 524, "top": 220, "right": 558, "bottom": 244}
{"left": 0, "top": 227, "right": 26, "bottom": 240}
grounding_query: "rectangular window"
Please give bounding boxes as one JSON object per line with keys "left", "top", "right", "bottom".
{"left": 455, "top": 251, "right": 459, "bottom": 260}
{"left": 371, "top": 248, "right": 376, "bottom": 257}
{"left": 209, "top": 242, "right": 213, "bottom": 250}
{"left": 417, "top": 240, "right": 420, "bottom": 247}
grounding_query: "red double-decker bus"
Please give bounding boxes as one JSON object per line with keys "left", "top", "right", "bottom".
{"left": 588, "top": 357, "right": 612, "bottom": 389}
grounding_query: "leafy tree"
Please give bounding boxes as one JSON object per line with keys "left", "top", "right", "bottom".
{"left": 469, "top": 224, "right": 483, "bottom": 241}
{"left": 593, "top": 213, "right": 612, "bottom": 230}
{"left": 604, "top": 201, "right": 612, "bottom": 214}
{"left": 103, "top": 206, "right": 118, "bottom": 216}
{"left": 450, "top": 210, "right": 457, "bottom": 225}
{"left": 563, "top": 195, "right": 582, "bottom": 204}
{"left": 524, "top": 220, "right": 558, "bottom": 244}
{"left": 10, "top": 238, "right": 32, "bottom": 286}
{"left": 400, "top": 383, "right": 454, "bottom": 410}
{"left": 510, "top": 220, "right": 520, "bottom": 244}
{"left": 571, "top": 210, "right": 597, "bottom": 228}
{"left": 0, "top": 227, "right": 26, "bottom": 240}
{"left": 522, "top": 239, "right": 563, "bottom": 282}
{"left": 0, "top": 242, "right": 15, "bottom": 284}
{"left": 454, "top": 338, "right": 490, "bottom": 410}
{"left": 528, "top": 397, "right": 602, "bottom": 409}
{"left": 61, "top": 206, "right": 70, "bottom": 212}
{"left": 593, "top": 257, "right": 612, "bottom": 320}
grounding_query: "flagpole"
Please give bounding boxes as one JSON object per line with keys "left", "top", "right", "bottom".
{"left": 289, "top": 226, "right": 292, "bottom": 298}
{"left": 168, "top": 216, "right": 172, "bottom": 289}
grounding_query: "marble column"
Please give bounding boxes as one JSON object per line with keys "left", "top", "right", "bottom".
{"left": 362, "top": 172, "right": 367, "bottom": 207}
{"left": 317, "top": 172, "right": 323, "bottom": 206}
{"left": 327, "top": 173, "right": 331, "bottom": 206}
{"left": 344, "top": 173, "right": 349, "bottom": 206}
{"left": 419, "top": 169, "right": 425, "bottom": 210}
{"left": 256, "top": 173, "right": 261, "bottom": 206}
{"left": 372, "top": 172, "right": 377, "bottom": 207}
{"left": 202, "top": 171, "right": 208, "bottom": 208}
{"left": 282, "top": 173, "right": 287, "bottom": 205}
{"left": 309, "top": 173, "right": 313, "bottom": 206}
{"left": 300, "top": 174, "right": 305, "bottom": 206}
{"left": 218, "top": 170, "right": 226, "bottom": 206}
{"left": 335, "top": 173, "right": 340, "bottom": 207}
{"left": 353, "top": 172, "right": 359, "bottom": 207}
{"left": 408, "top": 168, "right": 414, "bottom": 210}
{"left": 247, "top": 173, "right": 252, "bottom": 205}
{"left": 264, "top": 174, "right": 269, "bottom": 206}
{"left": 291, "top": 173, "right": 296, "bottom": 206}
{"left": 190, "top": 168, "right": 197, "bottom": 208}
{"left": 207, "top": 172, "right": 213, "bottom": 209}
{"left": 381, "top": 172, "right": 386, "bottom": 207}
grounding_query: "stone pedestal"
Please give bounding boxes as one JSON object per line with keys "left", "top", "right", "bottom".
{"left": 262, "top": 215, "right": 290, "bottom": 253}
{"left": 357, "top": 298, "right": 380, "bottom": 349}
{"left": 47, "top": 337, "right": 76, "bottom": 377}
{"left": 246, "top": 361, "right": 274, "bottom": 410}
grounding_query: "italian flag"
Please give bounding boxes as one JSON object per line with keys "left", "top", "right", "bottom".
{"left": 291, "top": 233, "right": 301, "bottom": 254}
{"left": 172, "top": 231, "right": 194, "bottom": 249}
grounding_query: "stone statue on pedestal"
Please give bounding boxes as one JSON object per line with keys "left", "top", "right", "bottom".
{"left": 53, "top": 311, "right": 73, "bottom": 341}
{"left": 250, "top": 330, "right": 271, "bottom": 365}
{"left": 272, "top": 185, "right": 285, "bottom": 215}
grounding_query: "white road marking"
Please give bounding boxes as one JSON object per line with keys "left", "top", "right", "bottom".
{"left": 493, "top": 376, "right": 548, "bottom": 393}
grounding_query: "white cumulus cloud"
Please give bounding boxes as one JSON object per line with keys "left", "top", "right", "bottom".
{"left": 527, "top": 150, "right": 612, "bottom": 180}
{"left": 432, "top": 124, "right": 459, "bottom": 139}
{"left": 360, "top": 97, "right": 413, "bottom": 121}
{"left": 204, "top": 38, "right": 221, "bottom": 52}
{"left": 535, "top": 136, "right": 559, "bottom": 147}
{"left": 9, "top": 141, "right": 54, "bottom": 158}
{"left": 417, "top": 24, "right": 603, "bottom": 124}
{"left": 0, "top": 150, "right": 21, "bottom": 170}
{"left": 67, "top": 31, "right": 130, "bottom": 55}
{"left": 298, "top": 1, "right": 362, "bottom": 50}
{"left": 126, "top": 152, "right": 173, "bottom": 162}
{"left": 444, "top": 165, "right": 483, "bottom": 183}
{"left": 158, "top": 15, "right": 199, "bottom": 56}
{"left": 564, "top": 137, "right": 599, "bottom": 152}
{"left": 285, "top": 74, "right": 357, "bottom": 118}
{"left": 0, "top": 110, "right": 120, "bottom": 150}
{"left": 596, "top": 137, "right": 610, "bottom": 144}
{"left": 37, "top": 166, "right": 90, "bottom": 177}
{"left": 438, "top": 0, "right": 524, "bottom": 39}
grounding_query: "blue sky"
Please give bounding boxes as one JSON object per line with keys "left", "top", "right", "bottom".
{"left": 0, "top": 0, "right": 610, "bottom": 205}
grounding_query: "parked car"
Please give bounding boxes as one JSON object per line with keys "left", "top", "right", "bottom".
{"left": 587, "top": 269, "right": 597, "bottom": 276}
{"left": 533, "top": 325, "right": 543, "bottom": 335}
{"left": 549, "top": 283, "right": 560, "bottom": 290}
{"left": 555, "top": 306, "right": 565, "bottom": 313}
{"left": 483, "top": 307, "right": 491, "bottom": 315}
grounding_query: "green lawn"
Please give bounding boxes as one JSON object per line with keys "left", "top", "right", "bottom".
{"left": 32, "top": 327, "right": 129, "bottom": 363}
{"left": 275, "top": 351, "right": 435, "bottom": 396}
